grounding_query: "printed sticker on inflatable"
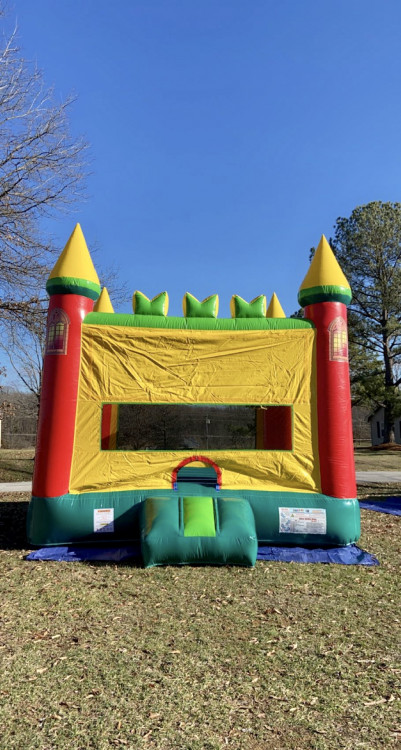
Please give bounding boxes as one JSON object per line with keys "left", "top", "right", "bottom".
{"left": 279, "top": 507, "right": 326, "bottom": 535}
{"left": 94, "top": 508, "right": 114, "bottom": 533}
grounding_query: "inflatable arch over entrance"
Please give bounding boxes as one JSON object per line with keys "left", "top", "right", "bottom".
{"left": 28, "top": 225, "right": 360, "bottom": 565}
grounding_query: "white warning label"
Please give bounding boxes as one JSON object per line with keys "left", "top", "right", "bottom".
{"left": 279, "top": 507, "right": 326, "bottom": 535}
{"left": 94, "top": 508, "right": 114, "bottom": 533}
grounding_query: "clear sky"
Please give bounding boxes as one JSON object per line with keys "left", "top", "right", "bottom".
{"left": 8, "top": 0, "right": 401, "bottom": 317}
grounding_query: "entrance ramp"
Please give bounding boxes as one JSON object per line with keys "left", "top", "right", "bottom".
{"left": 141, "top": 496, "right": 257, "bottom": 568}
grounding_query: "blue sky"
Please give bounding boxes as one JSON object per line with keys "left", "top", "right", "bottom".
{"left": 8, "top": 0, "right": 401, "bottom": 318}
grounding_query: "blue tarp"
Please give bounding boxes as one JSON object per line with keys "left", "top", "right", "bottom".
{"left": 257, "top": 544, "right": 378, "bottom": 565}
{"left": 359, "top": 497, "right": 401, "bottom": 516}
{"left": 26, "top": 545, "right": 142, "bottom": 563}
{"left": 26, "top": 543, "right": 379, "bottom": 566}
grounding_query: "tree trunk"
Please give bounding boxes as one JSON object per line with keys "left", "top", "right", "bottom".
{"left": 382, "top": 320, "right": 396, "bottom": 443}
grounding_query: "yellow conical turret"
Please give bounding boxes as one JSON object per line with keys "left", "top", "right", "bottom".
{"left": 266, "top": 292, "right": 286, "bottom": 318}
{"left": 93, "top": 287, "right": 114, "bottom": 313}
{"left": 298, "top": 235, "right": 351, "bottom": 307}
{"left": 46, "top": 224, "right": 101, "bottom": 300}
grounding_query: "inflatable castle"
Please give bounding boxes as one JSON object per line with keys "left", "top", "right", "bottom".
{"left": 27, "top": 225, "right": 360, "bottom": 566}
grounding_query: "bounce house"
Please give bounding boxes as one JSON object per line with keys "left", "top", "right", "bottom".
{"left": 27, "top": 225, "right": 360, "bottom": 566}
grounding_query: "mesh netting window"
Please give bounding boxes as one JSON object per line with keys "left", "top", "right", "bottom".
{"left": 101, "top": 404, "right": 293, "bottom": 451}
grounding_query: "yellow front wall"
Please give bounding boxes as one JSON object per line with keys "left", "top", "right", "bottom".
{"left": 69, "top": 325, "right": 321, "bottom": 494}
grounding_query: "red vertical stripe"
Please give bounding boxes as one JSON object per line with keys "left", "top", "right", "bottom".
{"left": 32, "top": 293, "right": 94, "bottom": 497}
{"left": 305, "top": 301, "right": 356, "bottom": 499}
{"left": 109, "top": 404, "right": 118, "bottom": 450}
{"left": 101, "top": 404, "right": 113, "bottom": 450}
{"left": 262, "top": 406, "right": 292, "bottom": 450}
{"left": 101, "top": 404, "right": 118, "bottom": 450}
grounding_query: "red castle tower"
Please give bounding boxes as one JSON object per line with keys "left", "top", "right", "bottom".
{"left": 298, "top": 235, "right": 356, "bottom": 500}
{"left": 32, "top": 225, "right": 101, "bottom": 498}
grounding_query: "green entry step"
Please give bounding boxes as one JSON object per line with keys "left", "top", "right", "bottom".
{"left": 141, "top": 496, "right": 257, "bottom": 567}
{"left": 183, "top": 496, "right": 216, "bottom": 537}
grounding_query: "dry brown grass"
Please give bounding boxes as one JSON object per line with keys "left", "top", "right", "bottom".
{"left": 0, "top": 492, "right": 400, "bottom": 749}
{"left": 354, "top": 448, "right": 401, "bottom": 472}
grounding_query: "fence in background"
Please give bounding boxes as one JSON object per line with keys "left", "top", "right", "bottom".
{"left": 1, "top": 414, "right": 37, "bottom": 448}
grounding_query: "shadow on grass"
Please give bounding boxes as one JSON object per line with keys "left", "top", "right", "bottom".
{"left": 0, "top": 500, "right": 29, "bottom": 550}
{"left": 0, "top": 462, "right": 34, "bottom": 481}
{"left": 357, "top": 482, "right": 401, "bottom": 501}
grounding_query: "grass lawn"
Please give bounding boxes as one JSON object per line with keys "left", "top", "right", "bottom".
{"left": 354, "top": 449, "right": 401, "bottom": 472}
{"left": 0, "top": 492, "right": 400, "bottom": 749}
{"left": 0, "top": 448, "right": 35, "bottom": 481}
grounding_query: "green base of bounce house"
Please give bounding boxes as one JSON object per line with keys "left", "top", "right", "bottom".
{"left": 27, "top": 486, "right": 361, "bottom": 566}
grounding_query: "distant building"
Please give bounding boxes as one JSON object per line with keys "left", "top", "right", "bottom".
{"left": 352, "top": 406, "right": 370, "bottom": 444}
{"left": 368, "top": 406, "right": 401, "bottom": 446}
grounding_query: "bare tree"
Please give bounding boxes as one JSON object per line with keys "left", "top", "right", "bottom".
{"left": 0, "top": 8, "right": 133, "bottom": 398}
{"left": 0, "top": 8, "right": 88, "bottom": 324}
{"left": 0, "top": 385, "right": 38, "bottom": 447}
{"left": 0, "top": 5, "right": 88, "bottom": 398}
{"left": 0, "top": 301, "right": 45, "bottom": 408}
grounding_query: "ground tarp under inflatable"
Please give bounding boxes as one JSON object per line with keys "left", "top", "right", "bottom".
{"left": 26, "top": 544, "right": 379, "bottom": 566}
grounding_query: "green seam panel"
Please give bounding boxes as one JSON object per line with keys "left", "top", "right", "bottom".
{"left": 27, "top": 490, "right": 360, "bottom": 547}
{"left": 298, "top": 285, "right": 352, "bottom": 307}
{"left": 213, "top": 497, "right": 221, "bottom": 535}
{"left": 178, "top": 467, "right": 216, "bottom": 479}
{"left": 46, "top": 276, "right": 101, "bottom": 300}
{"left": 183, "top": 496, "right": 216, "bottom": 537}
{"left": 84, "top": 313, "right": 314, "bottom": 330}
